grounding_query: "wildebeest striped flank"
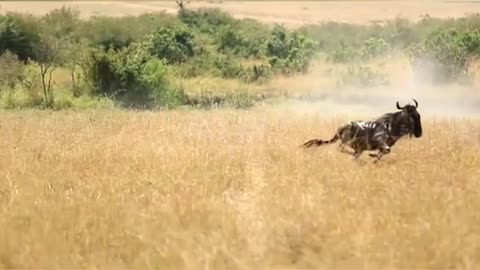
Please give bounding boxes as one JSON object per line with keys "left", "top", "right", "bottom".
{"left": 301, "top": 99, "right": 423, "bottom": 162}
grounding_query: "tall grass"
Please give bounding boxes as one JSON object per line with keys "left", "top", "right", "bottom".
{"left": 0, "top": 110, "right": 479, "bottom": 268}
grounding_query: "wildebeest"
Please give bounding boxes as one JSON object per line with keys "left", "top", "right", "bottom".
{"left": 301, "top": 99, "right": 422, "bottom": 162}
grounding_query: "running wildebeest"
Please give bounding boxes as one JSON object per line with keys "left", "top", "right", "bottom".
{"left": 301, "top": 99, "right": 422, "bottom": 163}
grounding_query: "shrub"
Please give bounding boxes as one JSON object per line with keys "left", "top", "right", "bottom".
{"left": 264, "top": 25, "right": 317, "bottom": 74}
{"left": 41, "top": 6, "right": 80, "bottom": 40}
{"left": 361, "top": 37, "right": 391, "bottom": 60}
{"left": 216, "top": 25, "right": 249, "bottom": 56}
{"left": 406, "top": 29, "right": 480, "bottom": 83}
{"left": 178, "top": 8, "right": 235, "bottom": 33}
{"left": 233, "top": 18, "right": 270, "bottom": 58}
{"left": 78, "top": 13, "right": 180, "bottom": 51}
{"left": 51, "top": 89, "right": 116, "bottom": 110}
{"left": 0, "top": 50, "right": 25, "bottom": 89}
{"left": 0, "top": 87, "right": 33, "bottom": 109}
{"left": 145, "top": 26, "right": 195, "bottom": 64}
{"left": 81, "top": 42, "right": 186, "bottom": 108}
{"left": 212, "top": 54, "right": 244, "bottom": 79}
{"left": 174, "top": 53, "right": 215, "bottom": 78}
{"left": 0, "top": 14, "right": 41, "bottom": 62}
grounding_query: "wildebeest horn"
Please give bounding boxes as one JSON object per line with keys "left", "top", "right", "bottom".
{"left": 396, "top": 101, "right": 404, "bottom": 110}
{"left": 412, "top": 98, "right": 418, "bottom": 108}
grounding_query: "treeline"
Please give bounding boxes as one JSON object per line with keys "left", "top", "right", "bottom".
{"left": 0, "top": 7, "right": 479, "bottom": 109}
{"left": 300, "top": 14, "right": 480, "bottom": 85}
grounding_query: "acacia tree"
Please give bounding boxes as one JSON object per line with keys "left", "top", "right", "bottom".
{"left": 33, "top": 33, "right": 65, "bottom": 105}
{"left": 33, "top": 7, "right": 80, "bottom": 105}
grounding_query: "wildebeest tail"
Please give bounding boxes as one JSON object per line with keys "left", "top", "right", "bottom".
{"left": 301, "top": 133, "right": 339, "bottom": 148}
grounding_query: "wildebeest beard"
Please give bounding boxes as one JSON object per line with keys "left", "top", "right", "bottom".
{"left": 411, "top": 113, "right": 422, "bottom": 138}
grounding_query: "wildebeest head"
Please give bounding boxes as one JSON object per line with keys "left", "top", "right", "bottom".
{"left": 396, "top": 98, "right": 422, "bottom": 138}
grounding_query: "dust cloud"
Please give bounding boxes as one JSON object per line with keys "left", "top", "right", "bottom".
{"left": 265, "top": 83, "right": 480, "bottom": 120}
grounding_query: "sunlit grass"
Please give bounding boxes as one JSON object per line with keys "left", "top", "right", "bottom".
{"left": 0, "top": 109, "right": 479, "bottom": 268}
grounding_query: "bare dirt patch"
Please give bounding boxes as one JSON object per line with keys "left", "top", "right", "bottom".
{"left": 1, "top": 1, "right": 479, "bottom": 26}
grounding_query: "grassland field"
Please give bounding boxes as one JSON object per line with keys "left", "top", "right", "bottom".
{"left": 1, "top": 1, "right": 480, "bottom": 269}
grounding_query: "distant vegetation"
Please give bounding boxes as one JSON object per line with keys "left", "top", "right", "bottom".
{"left": 0, "top": 6, "right": 479, "bottom": 109}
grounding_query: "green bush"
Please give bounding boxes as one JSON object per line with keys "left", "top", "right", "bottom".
{"left": 2, "top": 7, "right": 480, "bottom": 110}
{"left": 51, "top": 89, "right": 116, "bottom": 110}
{"left": 406, "top": 28, "right": 480, "bottom": 83}
{"left": 79, "top": 13, "right": 179, "bottom": 51}
{"left": 211, "top": 53, "right": 244, "bottom": 79}
{"left": 216, "top": 25, "right": 250, "bottom": 56}
{"left": 145, "top": 26, "right": 195, "bottom": 64}
{"left": 361, "top": 37, "right": 391, "bottom": 60}
{"left": 178, "top": 8, "right": 235, "bottom": 34}
{"left": 41, "top": 6, "right": 80, "bottom": 40}
{"left": 81, "top": 42, "right": 186, "bottom": 108}
{"left": 265, "top": 25, "right": 317, "bottom": 74}
{"left": 0, "top": 14, "right": 41, "bottom": 62}
{"left": 174, "top": 53, "right": 215, "bottom": 78}
{"left": 0, "top": 50, "right": 26, "bottom": 88}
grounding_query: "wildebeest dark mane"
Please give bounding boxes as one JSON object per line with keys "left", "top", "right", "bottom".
{"left": 373, "top": 102, "right": 422, "bottom": 139}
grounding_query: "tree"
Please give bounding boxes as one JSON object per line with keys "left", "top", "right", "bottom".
{"left": 30, "top": 7, "right": 80, "bottom": 105}
{"left": 145, "top": 26, "right": 195, "bottom": 64}
{"left": 34, "top": 34, "right": 64, "bottom": 105}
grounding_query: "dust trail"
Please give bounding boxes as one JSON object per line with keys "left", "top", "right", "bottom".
{"left": 264, "top": 83, "right": 480, "bottom": 120}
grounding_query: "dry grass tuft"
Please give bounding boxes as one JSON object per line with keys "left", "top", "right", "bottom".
{"left": 0, "top": 109, "right": 479, "bottom": 268}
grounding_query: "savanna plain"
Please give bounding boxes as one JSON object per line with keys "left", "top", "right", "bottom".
{"left": 1, "top": 1, "right": 480, "bottom": 269}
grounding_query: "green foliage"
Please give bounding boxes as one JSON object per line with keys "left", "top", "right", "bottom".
{"left": 81, "top": 42, "right": 186, "bottom": 108}
{"left": 0, "top": 50, "right": 26, "bottom": 88}
{"left": 50, "top": 89, "right": 116, "bottom": 110}
{"left": 79, "top": 13, "right": 179, "bottom": 51}
{"left": 265, "top": 25, "right": 317, "bottom": 74}
{"left": 2, "top": 6, "right": 480, "bottom": 110}
{"left": 325, "top": 37, "right": 391, "bottom": 63}
{"left": 175, "top": 52, "right": 271, "bottom": 82}
{"left": 0, "top": 86, "right": 115, "bottom": 110}
{"left": 178, "top": 8, "right": 235, "bottom": 34}
{"left": 41, "top": 6, "right": 80, "bottom": 40}
{"left": 216, "top": 25, "right": 249, "bottom": 56}
{"left": 0, "top": 87, "right": 37, "bottom": 109}
{"left": 406, "top": 28, "right": 480, "bottom": 83}
{"left": 0, "top": 14, "right": 40, "bottom": 62}
{"left": 211, "top": 54, "right": 244, "bottom": 79}
{"left": 145, "top": 26, "right": 195, "bottom": 64}
{"left": 361, "top": 37, "right": 391, "bottom": 60}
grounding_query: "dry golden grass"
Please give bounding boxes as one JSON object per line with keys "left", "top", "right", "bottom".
{"left": 1, "top": 109, "right": 480, "bottom": 268}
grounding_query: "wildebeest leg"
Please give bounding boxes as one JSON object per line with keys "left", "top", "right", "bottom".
{"left": 372, "top": 152, "right": 383, "bottom": 164}
{"left": 372, "top": 145, "right": 390, "bottom": 164}
{"left": 338, "top": 143, "right": 354, "bottom": 155}
{"left": 352, "top": 150, "right": 363, "bottom": 160}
